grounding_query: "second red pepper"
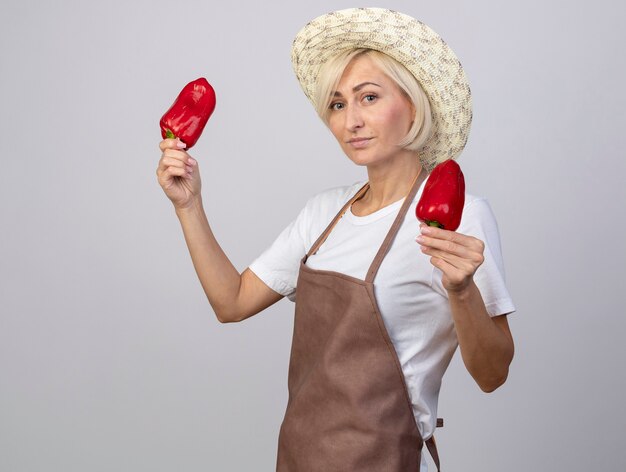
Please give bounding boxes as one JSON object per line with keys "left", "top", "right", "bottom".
{"left": 415, "top": 159, "right": 465, "bottom": 231}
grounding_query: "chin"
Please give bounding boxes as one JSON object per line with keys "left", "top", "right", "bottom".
{"left": 346, "top": 156, "right": 372, "bottom": 167}
{"left": 345, "top": 157, "right": 372, "bottom": 167}
{"left": 345, "top": 151, "right": 389, "bottom": 168}
{"left": 341, "top": 147, "right": 369, "bottom": 163}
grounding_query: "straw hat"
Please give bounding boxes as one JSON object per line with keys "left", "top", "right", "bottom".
{"left": 291, "top": 7, "right": 472, "bottom": 171}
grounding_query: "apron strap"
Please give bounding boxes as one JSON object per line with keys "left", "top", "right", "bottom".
{"left": 365, "top": 168, "right": 427, "bottom": 283}
{"left": 425, "top": 435, "right": 441, "bottom": 471}
{"left": 304, "top": 182, "right": 370, "bottom": 260}
{"left": 424, "top": 420, "right": 443, "bottom": 470}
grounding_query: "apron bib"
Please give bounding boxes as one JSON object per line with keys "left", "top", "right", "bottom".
{"left": 277, "top": 170, "right": 441, "bottom": 471}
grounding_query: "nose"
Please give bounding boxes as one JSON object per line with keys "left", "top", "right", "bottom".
{"left": 345, "top": 103, "right": 364, "bottom": 132}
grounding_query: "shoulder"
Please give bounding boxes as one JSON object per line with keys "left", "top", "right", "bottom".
{"left": 457, "top": 192, "right": 504, "bottom": 253}
{"left": 460, "top": 193, "right": 498, "bottom": 225}
{"left": 463, "top": 192, "right": 492, "bottom": 214}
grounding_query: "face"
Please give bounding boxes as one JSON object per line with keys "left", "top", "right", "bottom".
{"left": 327, "top": 54, "right": 416, "bottom": 167}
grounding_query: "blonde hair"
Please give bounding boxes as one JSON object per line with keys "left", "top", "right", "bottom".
{"left": 314, "top": 48, "right": 432, "bottom": 152}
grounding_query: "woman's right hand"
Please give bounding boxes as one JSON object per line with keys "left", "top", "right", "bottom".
{"left": 156, "top": 138, "right": 202, "bottom": 210}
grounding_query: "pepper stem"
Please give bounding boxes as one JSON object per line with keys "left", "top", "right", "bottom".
{"left": 165, "top": 129, "right": 176, "bottom": 139}
{"left": 428, "top": 221, "right": 444, "bottom": 229}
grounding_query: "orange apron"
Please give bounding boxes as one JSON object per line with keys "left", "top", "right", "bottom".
{"left": 276, "top": 170, "right": 441, "bottom": 471}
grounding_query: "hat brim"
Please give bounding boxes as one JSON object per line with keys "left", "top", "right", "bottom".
{"left": 291, "top": 8, "right": 472, "bottom": 171}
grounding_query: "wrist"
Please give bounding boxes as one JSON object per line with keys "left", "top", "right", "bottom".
{"left": 445, "top": 279, "right": 475, "bottom": 301}
{"left": 175, "top": 197, "right": 204, "bottom": 216}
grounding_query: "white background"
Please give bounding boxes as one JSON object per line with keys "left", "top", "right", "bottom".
{"left": 1, "top": 0, "right": 625, "bottom": 470}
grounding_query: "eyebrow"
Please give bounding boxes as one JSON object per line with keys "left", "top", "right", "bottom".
{"left": 332, "top": 82, "right": 381, "bottom": 97}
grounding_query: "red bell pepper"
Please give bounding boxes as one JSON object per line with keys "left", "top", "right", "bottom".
{"left": 415, "top": 159, "right": 465, "bottom": 231}
{"left": 160, "top": 77, "right": 216, "bottom": 149}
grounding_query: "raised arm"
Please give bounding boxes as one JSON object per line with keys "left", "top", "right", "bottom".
{"left": 175, "top": 201, "right": 283, "bottom": 322}
{"left": 157, "top": 138, "right": 283, "bottom": 323}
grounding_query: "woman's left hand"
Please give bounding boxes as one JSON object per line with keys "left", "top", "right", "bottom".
{"left": 415, "top": 223, "right": 485, "bottom": 294}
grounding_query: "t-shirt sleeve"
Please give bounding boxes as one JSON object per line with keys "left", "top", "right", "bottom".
{"left": 430, "top": 197, "right": 516, "bottom": 317}
{"left": 247, "top": 199, "right": 312, "bottom": 303}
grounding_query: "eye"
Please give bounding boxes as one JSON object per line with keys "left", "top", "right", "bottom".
{"left": 364, "top": 94, "right": 377, "bottom": 103}
{"left": 329, "top": 102, "right": 344, "bottom": 111}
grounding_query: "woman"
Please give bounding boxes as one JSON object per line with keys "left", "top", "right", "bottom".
{"left": 156, "top": 8, "right": 515, "bottom": 472}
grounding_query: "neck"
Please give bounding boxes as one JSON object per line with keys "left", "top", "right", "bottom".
{"left": 358, "top": 152, "right": 423, "bottom": 211}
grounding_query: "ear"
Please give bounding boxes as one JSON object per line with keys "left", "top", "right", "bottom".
{"left": 409, "top": 99, "right": 416, "bottom": 126}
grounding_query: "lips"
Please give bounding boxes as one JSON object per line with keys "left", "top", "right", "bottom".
{"left": 347, "top": 137, "right": 373, "bottom": 149}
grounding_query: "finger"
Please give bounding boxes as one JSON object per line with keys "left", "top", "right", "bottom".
{"left": 161, "top": 148, "right": 188, "bottom": 160}
{"left": 159, "top": 138, "right": 187, "bottom": 152}
{"left": 419, "top": 244, "right": 477, "bottom": 272}
{"left": 419, "top": 225, "right": 485, "bottom": 252}
{"left": 160, "top": 155, "right": 194, "bottom": 172}
{"left": 160, "top": 163, "right": 193, "bottom": 181}
{"left": 157, "top": 157, "right": 183, "bottom": 177}
{"left": 429, "top": 255, "right": 461, "bottom": 277}
{"left": 429, "top": 256, "right": 470, "bottom": 290}
{"left": 419, "top": 224, "right": 463, "bottom": 243}
{"left": 416, "top": 234, "right": 480, "bottom": 262}
{"left": 160, "top": 149, "right": 196, "bottom": 167}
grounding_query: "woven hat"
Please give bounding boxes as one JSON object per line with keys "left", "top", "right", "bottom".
{"left": 291, "top": 7, "right": 472, "bottom": 171}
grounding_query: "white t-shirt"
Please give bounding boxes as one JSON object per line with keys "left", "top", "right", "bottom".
{"left": 249, "top": 179, "right": 516, "bottom": 444}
